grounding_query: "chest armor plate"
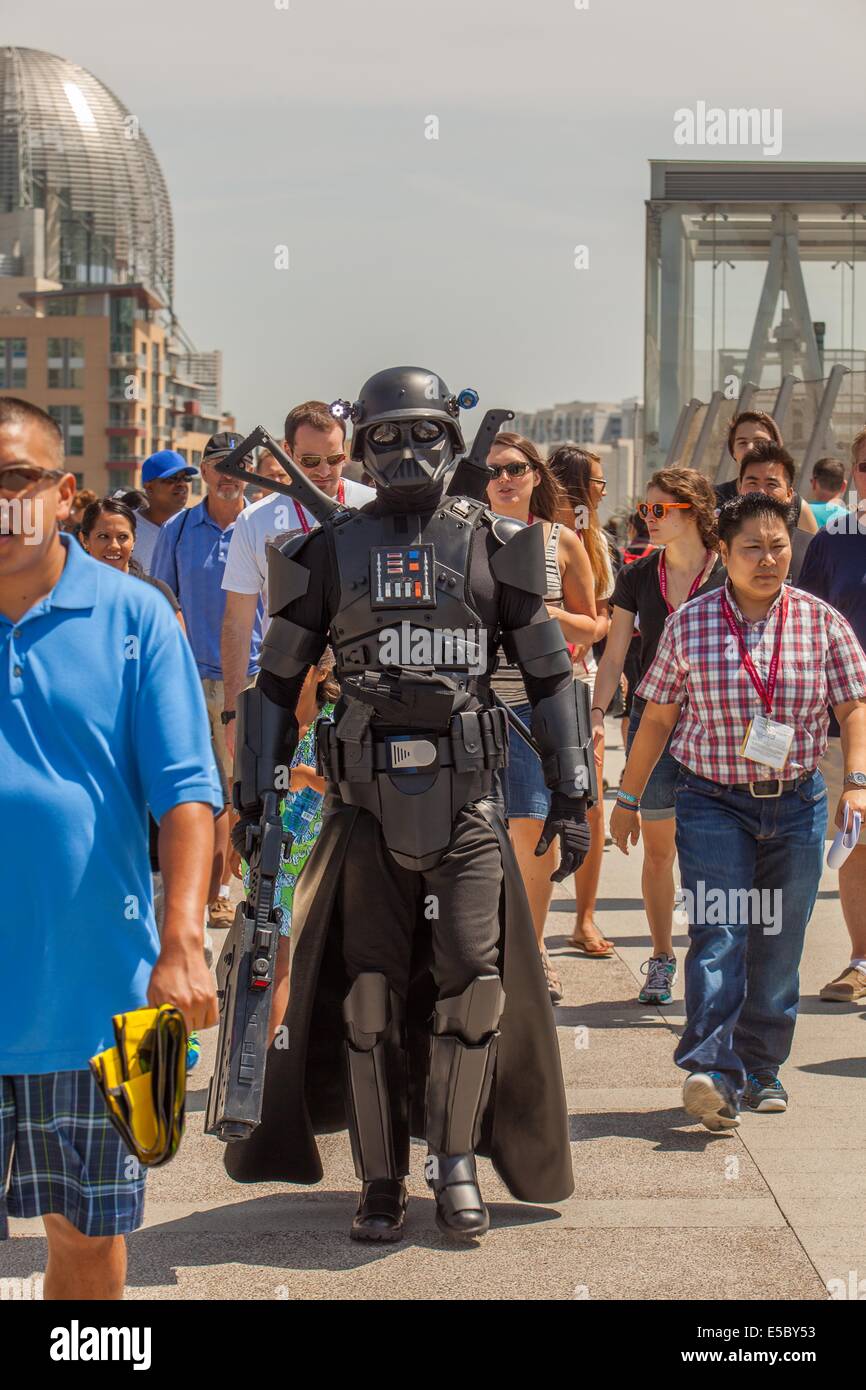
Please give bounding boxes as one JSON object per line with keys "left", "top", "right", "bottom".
{"left": 328, "top": 497, "right": 489, "bottom": 680}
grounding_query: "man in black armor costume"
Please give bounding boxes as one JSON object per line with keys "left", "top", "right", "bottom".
{"left": 225, "top": 367, "right": 595, "bottom": 1240}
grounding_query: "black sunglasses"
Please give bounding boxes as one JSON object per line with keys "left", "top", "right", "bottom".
{"left": 488, "top": 461, "right": 531, "bottom": 480}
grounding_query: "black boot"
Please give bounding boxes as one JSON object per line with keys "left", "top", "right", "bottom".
{"left": 343, "top": 973, "right": 410, "bottom": 1243}
{"left": 351, "top": 1178, "right": 409, "bottom": 1242}
{"left": 425, "top": 1153, "right": 489, "bottom": 1236}
{"left": 424, "top": 976, "right": 505, "bottom": 1240}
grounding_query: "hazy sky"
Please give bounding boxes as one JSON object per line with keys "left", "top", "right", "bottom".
{"left": 5, "top": 0, "right": 866, "bottom": 428}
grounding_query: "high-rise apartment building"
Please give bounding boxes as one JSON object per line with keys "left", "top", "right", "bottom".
{"left": 0, "top": 46, "right": 230, "bottom": 491}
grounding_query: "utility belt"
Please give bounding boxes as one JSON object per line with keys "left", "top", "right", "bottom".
{"left": 316, "top": 704, "right": 509, "bottom": 784}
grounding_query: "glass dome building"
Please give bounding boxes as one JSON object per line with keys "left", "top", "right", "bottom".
{"left": 0, "top": 45, "right": 173, "bottom": 305}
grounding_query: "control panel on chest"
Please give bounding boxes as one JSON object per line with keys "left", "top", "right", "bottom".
{"left": 371, "top": 545, "right": 436, "bottom": 608}
{"left": 329, "top": 498, "right": 486, "bottom": 667}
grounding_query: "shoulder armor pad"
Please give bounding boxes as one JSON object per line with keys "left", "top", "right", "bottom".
{"left": 266, "top": 530, "right": 316, "bottom": 616}
{"left": 488, "top": 515, "right": 547, "bottom": 595}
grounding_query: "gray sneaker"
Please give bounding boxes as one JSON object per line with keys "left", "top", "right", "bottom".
{"left": 638, "top": 954, "right": 677, "bottom": 1005}
{"left": 744, "top": 1071, "right": 788, "bottom": 1113}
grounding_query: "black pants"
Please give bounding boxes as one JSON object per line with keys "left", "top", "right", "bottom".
{"left": 340, "top": 802, "right": 503, "bottom": 999}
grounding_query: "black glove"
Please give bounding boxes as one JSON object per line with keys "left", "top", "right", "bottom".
{"left": 230, "top": 810, "right": 259, "bottom": 859}
{"left": 535, "top": 791, "right": 592, "bottom": 882}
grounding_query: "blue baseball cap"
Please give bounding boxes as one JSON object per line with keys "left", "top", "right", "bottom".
{"left": 141, "top": 450, "right": 199, "bottom": 484}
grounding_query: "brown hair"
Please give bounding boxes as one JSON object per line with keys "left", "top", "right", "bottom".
{"left": 72, "top": 488, "right": 98, "bottom": 513}
{"left": 850, "top": 425, "right": 866, "bottom": 462}
{"left": 547, "top": 445, "right": 610, "bottom": 596}
{"left": 488, "top": 432, "right": 564, "bottom": 523}
{"left": 284, "top": 401, "right": 347, "bottom": 451}
{"left": 727, "top": 409, "right": 783, "bottom": 456}
{"left": 648, "top": 467, "right": 718, "bottom": 550}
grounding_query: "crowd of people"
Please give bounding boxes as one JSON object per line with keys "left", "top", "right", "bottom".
{"left": 4, "top": 386, "right": 866, "bottom": 1294}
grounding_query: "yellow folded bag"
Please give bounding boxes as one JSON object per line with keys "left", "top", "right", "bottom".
{"left": 90, "top": 1005, "right": 187, "bottom": 1167}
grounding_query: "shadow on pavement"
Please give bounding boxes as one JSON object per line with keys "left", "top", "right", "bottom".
{"left": 568, "top": 1107, "right": 727, "bottom": 1151}
{"left": 797, "top": 1055, "right": 866, "bottom": 1078}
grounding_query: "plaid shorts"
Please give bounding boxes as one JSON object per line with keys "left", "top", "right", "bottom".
{"left": 0, "top": 1069, "right": 146, "bottom": 1239}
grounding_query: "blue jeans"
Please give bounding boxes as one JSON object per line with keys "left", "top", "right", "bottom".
{"left": 673, "top": 769, "right": 828, "bottom": 1104}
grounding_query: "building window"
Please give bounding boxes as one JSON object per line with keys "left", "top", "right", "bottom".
{"left": 73, "top": 472, "right": 84, "bottom": 489}
{"left": 47, "top": 338, "right": 85, "bottom": 390}
{"left": 0, "top": 339, "right": 27, "bottom": 389}
{"left": 190, "top": 476, "right": 203, "bottom": 496}
{"left": 110, "top": 469, "right": 132, "bottom": 489}
{"left": 47, "top": 405, "right": 84, "bottom": 457}
{"left": 109, "top": 297, "right": 135, "bottom": 354}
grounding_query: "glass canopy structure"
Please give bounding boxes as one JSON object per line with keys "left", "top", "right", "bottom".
{"left": 644, "top": 161, "right": 866, "bottom": 476}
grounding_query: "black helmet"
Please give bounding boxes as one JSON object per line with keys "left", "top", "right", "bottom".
{"left": 338, "top": 366, "right": 468, "bottom": 497}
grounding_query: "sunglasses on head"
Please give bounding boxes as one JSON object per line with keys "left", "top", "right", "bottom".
{"left": 638, "top": 501, "right": 691, "bottom": 520}
{"left": 488, "top": 461, "right": 531, "bottom": 480}
{"left": 297, "top": 453, "right": 346, "bottom": 469}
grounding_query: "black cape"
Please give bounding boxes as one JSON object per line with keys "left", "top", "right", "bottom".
{"left": 224, "top": 798, "right": 574, "bottom": 1205}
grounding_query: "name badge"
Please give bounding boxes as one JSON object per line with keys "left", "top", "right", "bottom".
{"left": 740, "top": 714, "right": 795, "bottom": 770}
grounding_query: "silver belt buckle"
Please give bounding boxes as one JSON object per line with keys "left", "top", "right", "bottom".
{"left": 387, "top": 736, "right": 438, "bottom": 771}
{"left": 749, "top": 778, "right": 783, "bottom": 799}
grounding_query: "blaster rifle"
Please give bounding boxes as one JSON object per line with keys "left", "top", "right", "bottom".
{"left": 213, "top": 425, "right": 352, "bottom": 526}
{"left": 205, "top": 790, "right": 290, "bottom": 1141}
{"left": 445, "top": 407, "right": 515, "bottom": 500}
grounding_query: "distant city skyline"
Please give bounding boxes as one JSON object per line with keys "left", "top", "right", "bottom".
{"left": 4, "top": 0, "right": 865, "bottom": 431}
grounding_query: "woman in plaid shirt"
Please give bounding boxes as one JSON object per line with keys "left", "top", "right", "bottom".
{"left": 610, "top": 491, "right": 866, "bottom": 1131}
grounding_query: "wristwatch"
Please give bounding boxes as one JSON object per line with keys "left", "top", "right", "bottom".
{"left": 220, "top": 709, "right": 236, "bottom": 726}
{"left": 844, "top": 772, "right": 866, "bottom": 788}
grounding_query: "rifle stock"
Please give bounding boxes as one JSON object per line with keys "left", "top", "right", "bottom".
{"left": 205, "top": 791, "right": 289, "bottom": 1142}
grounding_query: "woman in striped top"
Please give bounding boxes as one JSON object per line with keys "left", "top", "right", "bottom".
{"left": 487, "top": 433, "right": 599, "bottom": 1001}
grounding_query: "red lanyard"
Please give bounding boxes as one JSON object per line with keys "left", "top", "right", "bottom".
{"left": 294, "top": 480, "right": 344, "bottom": 533}
{"left": 720, "top": 588, "right": 789, "bottom": 716}
{"left": 658, "top": 549, "right": 712, "bottom": 614}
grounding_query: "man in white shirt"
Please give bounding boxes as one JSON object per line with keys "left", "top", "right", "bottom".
{"left": 132, "top": 451, "right": 199, "bottom": 572}
{"left": 220, "top": 400, "right": 374, "bottom": 753}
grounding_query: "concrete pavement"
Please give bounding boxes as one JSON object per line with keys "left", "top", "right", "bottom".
{"left": 7, "top": 723, "right": 865, "bottom": 1299}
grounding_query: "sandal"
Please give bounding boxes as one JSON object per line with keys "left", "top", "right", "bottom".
{"left": 568, "top": 925, "right": 614, "bottom": 958}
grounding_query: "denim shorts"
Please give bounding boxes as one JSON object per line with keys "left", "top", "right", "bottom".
{"left": 626, "top": 697, "right": 680, "bottom": 820}
{"left": 502, "top": 701, "right": 551, "bottom": 821}
{"left": 0, "top": 1069, "right": 146, "bottom": 1238}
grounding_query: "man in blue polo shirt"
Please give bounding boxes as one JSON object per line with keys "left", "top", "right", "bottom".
{"left": 151, "top": 431, "right": 264, "bottom": 923}
{"left": 0, "top": 397, "right": 222, "bottom": 1299}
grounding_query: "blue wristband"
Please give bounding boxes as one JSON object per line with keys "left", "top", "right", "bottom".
{"left": 617, "top": 789, "right": 639, "bottom": 805}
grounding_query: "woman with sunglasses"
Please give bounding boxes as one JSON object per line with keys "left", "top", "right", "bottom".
{"left": 590, "top": 469, "right": 723, "bottom": 1004}
{"left": 486, "top": 433, "right": 600, "bottom": 1001}
{"left": 547, "top": 446, "right": 617, "bottom": 957}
